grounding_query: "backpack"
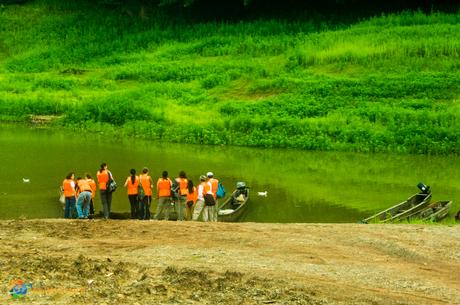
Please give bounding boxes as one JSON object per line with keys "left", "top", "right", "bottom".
{"left": 106, "top": 171, "right": 117, "bottom": 193}
{"left": 171, "top": 180, "right": 180, "bottom": 200}
{"left": 216, "top": 182, "right": 226, "bottom": 199}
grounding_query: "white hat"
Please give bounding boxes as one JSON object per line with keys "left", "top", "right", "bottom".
{"left": 206, "top": 172, "right": 213, "bottom": 177}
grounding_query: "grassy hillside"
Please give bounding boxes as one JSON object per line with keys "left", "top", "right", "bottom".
{"left": 0, "top": 1, "right": 459, "bottom": 154}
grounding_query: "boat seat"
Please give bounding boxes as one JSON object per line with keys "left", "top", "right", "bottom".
{"left": 218, "top": 209, "right": 234, "bottom": 216}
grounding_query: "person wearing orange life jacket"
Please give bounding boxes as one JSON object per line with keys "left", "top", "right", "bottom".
{"left": 206, "top": 172, "right": 219, "bottom": 222}
{"left": 185, "top": 179, "right": 197, "bottom": 221}
{"left": 202, "top": 175, "right": 216, "bottom": 222}
{"left": 155, "top": 170, "right": 172, "bottom": 220}
{"left": 174, "top": 171, "right": 188, "bottom": 221}
{"left": 139, "top": 167, "right": 154, "bottom": 220}
{"left": 75, "top": 176, "right": 93, "bottom": 219}
{"left": 124, "top": 169, "right": 140, "bottom": 219}
{"left": 86, "top": 173, "right": 97, "bottom": 217}
{"left": 62, "top": 172, "right": 76, "bottom": 219}
{"left": 97, "top": 163, "right": 114, "bottom": 219}
{"left": 192, "top": 175, "right": 208, "bottom": 221}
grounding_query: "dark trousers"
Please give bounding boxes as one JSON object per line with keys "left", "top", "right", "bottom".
{"left": 139, "top": 196, "right": 152, "bottom": 220}
{"left": 64, "top": 196, "right": 76, "bottom": 219}
{"left": 89, "top": 199, "right": 94, "bottom": 215}
{"left": 100, "top": 190, "right": 112, "bottom": 219}
{"left": 129, "top": 195, "right": 139, "bottom": 219}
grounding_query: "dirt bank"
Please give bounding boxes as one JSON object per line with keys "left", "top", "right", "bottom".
{"left": 0, "top": 220, "right": 459, "bottom": 304}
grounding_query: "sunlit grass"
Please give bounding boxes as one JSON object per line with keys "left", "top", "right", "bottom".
{"left": 0, "top": 3, "right": 459, "bottom": 153}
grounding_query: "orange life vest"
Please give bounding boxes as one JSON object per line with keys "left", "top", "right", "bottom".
{"left": 186, "top": 186, "right": 197, "bottom": 203}
{"left": 176, "top": 178, "right": 188, "bottom": 196}
{"left": 204, "top": 181, "right": 213, "bottom": 195}
{"left": 62, "top": 179, "right": 75, "bottom": 197}
{"left": 209, "top": 178, "right": 219, "bottom": 199}
{"left": 125, "top": 176, "right": 139, "bottom": 195}
{"left": 97, "top": 170, "right": 109, "bottom": 190}
{"left": 157, "top": 178, "right": 172, "bottom": 197}
{"left": 140, "top": 174, "right": 152, "bottom": 196}
{"left": 76, "top": 179, "right": 92, "bottom": 197}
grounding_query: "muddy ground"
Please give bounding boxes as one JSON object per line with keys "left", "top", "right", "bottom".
{"left": 0, "top": 220, "right": 459, "bottom": 304}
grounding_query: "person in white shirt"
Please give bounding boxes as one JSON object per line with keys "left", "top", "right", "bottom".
{"left": 192, "top": 175, "right": 207, "bottom": 221}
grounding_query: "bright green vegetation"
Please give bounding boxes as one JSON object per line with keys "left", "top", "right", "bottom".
{"left": 0, "top": 1, "right": 459, "bottom": 154}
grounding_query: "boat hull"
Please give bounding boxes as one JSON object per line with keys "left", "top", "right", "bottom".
{"left": 419, "top": 200, "right": 452, "bottom": 222}
{"left": 218, "top": 189, "right": 250, "bottom": 222}
{"left": 362, "top": 192, "right": 432, "bottom": 223}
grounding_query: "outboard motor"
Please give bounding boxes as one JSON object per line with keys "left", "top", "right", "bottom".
{"left": 236, "top": 181, "right": 246, "bottom": 190}
{"left": 417, "top": 182, "right": 431, "bottom": 194}
{"left": 235, "top": 181, "right": 248, "bottom": 197}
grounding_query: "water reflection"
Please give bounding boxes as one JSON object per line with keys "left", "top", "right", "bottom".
{"left": 0, "top": 125, "right": 458, "bottom": 222}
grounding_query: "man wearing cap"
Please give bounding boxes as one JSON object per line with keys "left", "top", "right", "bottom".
{"left": 206, "top": 171, "right": 219, "bottom": 222}
{"left": 192, "top": 175, "right": 207, "bottom": 221}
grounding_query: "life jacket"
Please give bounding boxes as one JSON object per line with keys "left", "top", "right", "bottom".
{"left": 62, "top": 179, "right": 75, "bottom": 197}
{"left": 176, "top": 178, "right": 188, "bottom": 196}
{"left": 186, "top": 186, "right": 197, "bottom": 203}
{"left": 209, "top": 178, "right": 219, "bottom": 199}
{"left": 140, "top": 174, "right": 152, "bottom": 196}
{"left": 77, "top": 179, "right": 92, "bottom": 197}
{"left": 97, "top": 170, "right": 109, "bottom": 190}
{"left": 87, "top": 179, "right": 96, "bottom": 199}
{"left": 157, "top": 178, "right": 172, "bottom": 197}
{"left": 126, "top": 176, "right": 139, "bottom": 195}
{"left": 204, "top": 181, "right": 213, "bottom": 195}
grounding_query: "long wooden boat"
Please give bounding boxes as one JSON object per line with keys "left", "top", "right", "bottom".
{"left": 361, "top": 192, "right": 432, "bottom": 224}
{"left": 218, "top": 184, "right": 250, "bottom": 222}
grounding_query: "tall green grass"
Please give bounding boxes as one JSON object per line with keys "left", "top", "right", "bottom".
{"left": 0, "top": 2, "right": 459, "bottom": 154}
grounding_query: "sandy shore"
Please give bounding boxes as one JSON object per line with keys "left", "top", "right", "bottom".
{"left": 0, "top": 219, "right": 459, "bottom": 304}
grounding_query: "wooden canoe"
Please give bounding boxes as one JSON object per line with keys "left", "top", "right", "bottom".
{"left": 361, "top": 192, "right": 432, "bottom": 223}
{"left": 217, "top": 187, "right": 250, "bottom": 222}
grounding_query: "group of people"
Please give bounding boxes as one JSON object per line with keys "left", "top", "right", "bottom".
{"left": 61, "top": 163, "right": 113, "bottom": 219}
{"left": 61, "top": 162, "right": 222, "bottom": 222}
{"left": 61, "top": 173, "right": 97, "bottom": 219}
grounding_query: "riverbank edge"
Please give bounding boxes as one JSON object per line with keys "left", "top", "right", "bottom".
{"left": 2, "top": 118, "right": 460, "bottom": 157}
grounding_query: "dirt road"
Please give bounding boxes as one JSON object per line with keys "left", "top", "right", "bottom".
{"left": 0, "top": 220, "right": 459, "bottom": 304}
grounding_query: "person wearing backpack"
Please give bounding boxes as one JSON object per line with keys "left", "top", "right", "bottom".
{"left": 206, "top": 172, "right": 219, "bottom": 222}
{"left": 97, "top": 163, "right": 115, "bottom": 219}
{"left": 124, "top": 169, "right": 140, "bottom": 219}
{"left": 139, "top": 167, "right": 154, "bottom": 220}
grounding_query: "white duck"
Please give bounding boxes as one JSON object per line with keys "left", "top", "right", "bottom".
{"left": 257, "top": 191, "right": 267, "bottom": 197}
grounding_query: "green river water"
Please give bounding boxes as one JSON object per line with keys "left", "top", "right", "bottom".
{"left": 0, "top": 125, "right": 458, "bottom": 222}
